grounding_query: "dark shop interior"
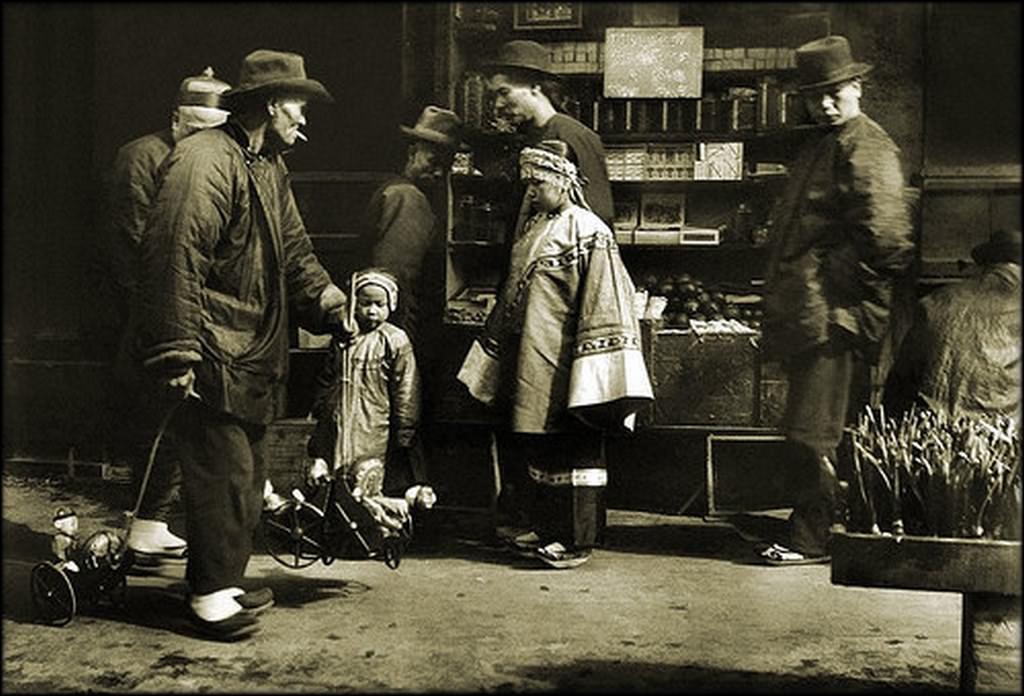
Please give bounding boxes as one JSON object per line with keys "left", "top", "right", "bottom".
{"left": 3, "top": 3, "right": 1020, "bottom": 692}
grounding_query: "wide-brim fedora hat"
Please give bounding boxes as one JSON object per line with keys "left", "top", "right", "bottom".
{"left": 481, "top": 40, "right": 558, "bottom": 80}
{"left": 971, "top": 228, "right": 1022, "bottom": 264}
{"left": 400, "top": 106, "right": 468, "bottom": 150}
{"left": 796, "top": 35, "right": 873, "bottom": 91}
{"left": 223, "top": 49, "right": 333, "bottom": 102}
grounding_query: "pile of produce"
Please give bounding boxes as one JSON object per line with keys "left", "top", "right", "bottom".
{"left": 846, "top": 406, "right": 1021, "bottom": 541}
{"left": 638, "top": 273, "right": 763, "bottom": 329}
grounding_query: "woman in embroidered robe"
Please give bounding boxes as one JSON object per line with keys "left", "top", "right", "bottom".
{"left": 458, "top": 140, "right": 653, "bottom": 568}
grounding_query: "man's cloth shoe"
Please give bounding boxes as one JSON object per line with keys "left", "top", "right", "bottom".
{"left": 535, "top": 542, "right": 591, "bottom": 569}
{"left": 509, "top": 530, "right": 542, "bottom": 551}
{"left": 186, "top": 607, "right": 260, "bottom": 641}
{"left": 129, "top": 551, "right": 187, "bottom": 574}
{"left": 127, "top": 519, "right": 188, "bottom": 559}
{"left": 229, "top": 587, "right": 274, "bottom": 615}
{"left": 495, "top": 526, "right": 530, "bottom": 542}
{"left": 758, "top": 543, "right": 831, "bottom": 566}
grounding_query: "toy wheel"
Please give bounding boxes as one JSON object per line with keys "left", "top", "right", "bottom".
{"left": 261, "top": 500, "right": 326, "bottom": 569}
{"left": 30, "top": 562, "right": 76, "bottom": 626}
{"left": 383, "top": 536, "right": 403, "bottom": 570}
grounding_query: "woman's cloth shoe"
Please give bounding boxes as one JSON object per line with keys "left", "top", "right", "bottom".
{"left": 535, "top": 542, "right": 591, "bottom": 569}
{"left": 758, "top": 543, "right": 831, "bottom": 566}
{"left": 229, "top": 587, "right": 274, "bottom": 615}
{"left": 187, "top": 607, "right": 260, "bottom": 641}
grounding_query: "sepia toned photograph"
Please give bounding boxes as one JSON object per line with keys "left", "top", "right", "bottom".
{"left": 3, "top": 2, "right": 1021, "bottom": 693}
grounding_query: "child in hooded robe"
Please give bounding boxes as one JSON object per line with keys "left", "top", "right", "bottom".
{"left": 266, "top": 269, "right": 435, "bottom": 531}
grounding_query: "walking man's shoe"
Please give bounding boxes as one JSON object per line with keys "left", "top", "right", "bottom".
{"left": 230, "top": 587, "right": 274, "bottom": 615}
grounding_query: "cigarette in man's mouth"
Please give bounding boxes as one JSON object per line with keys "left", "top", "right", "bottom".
{"left": 295, "top": 130, "right": 308, "bottom": 142}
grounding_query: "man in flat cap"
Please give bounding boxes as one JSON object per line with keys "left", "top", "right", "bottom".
{"left": 757, "top": 36, "right": 915, "bottom": 565}
{"left": 96, "top": 67, "right": 231, "bottom": 567}
{"left": 136, "top": 49, "right": 348, "bottom": 639}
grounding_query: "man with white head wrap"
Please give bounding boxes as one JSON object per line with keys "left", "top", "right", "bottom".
{"left": 106, "top": 67, "right": 232, "bottom": 317}
{"left": 95, "top": 67, "right": 232, "bottom": 566}
{"left": 458, "top": 140, "right": 653, "bottom": 568}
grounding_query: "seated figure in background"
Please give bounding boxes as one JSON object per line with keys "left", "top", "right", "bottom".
{"left": 883, "top": 228, "right": 1021, "bottom": 422}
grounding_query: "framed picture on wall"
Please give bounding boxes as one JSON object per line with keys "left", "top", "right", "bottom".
{"left": 513, "top": 2, "right": 583, "bottom": 30}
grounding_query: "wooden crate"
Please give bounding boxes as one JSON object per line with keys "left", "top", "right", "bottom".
{"left": 648, "top": 331, "right": 758, "bottom": 426}
{"left": 831, "top": 532, "right": 1021, "bottom": 596}
{"left": 265, "top": 418, "right": 316, "bottom": 489}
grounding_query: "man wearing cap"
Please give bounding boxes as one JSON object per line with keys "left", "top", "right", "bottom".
{"left": 479, "top": 40, "right": 614, "bottom": 226}
{"left": 137, "top": 49, "right": 347, "bottom": 639}
{"left": 884, "top": 229, "right": 1021, "bottom": 421}
{"left": 367, "top": 105, "right": 465, "bottom": 350}
{"left": 97, "top": 67, "right": 231, "bottom": 565}
{"left": 758, "top": 36, "right": 915, "bottom": 565}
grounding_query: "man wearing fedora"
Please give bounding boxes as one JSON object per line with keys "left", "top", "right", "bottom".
{"left": 367, "top": 105, "right": 465, "bottom": 351}
{"left": 884, "top": 229, "right": 1021, "bottom": 421}
{"left": 479, "top": 40, "right": 614, "bottom": 226}
{"left": 93, "top": 66, "right": 233, "bottom": 567}
{"left": 136, "top": 49, "right": 348, "bottom": 639}
{"left": 758, "top": 35, "right": 915, "bottom": 565}
{"left": 362, "top": 106, "right": 465, "bottom": 495}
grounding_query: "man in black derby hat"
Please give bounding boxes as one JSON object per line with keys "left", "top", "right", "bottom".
{"left": 756, "top": 35, "right": 916, "bottom": 565}
{"left": 884, "top": 229, "right": 1021, "bottom": 421}
{"left": 136, "top": 49, "right": 349, "bottom": 639}
{"left": 478, "top": 39, "right": 614, "bottom": 226}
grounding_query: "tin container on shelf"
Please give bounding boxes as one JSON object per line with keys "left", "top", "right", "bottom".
{"left": 696, "top": 93, "right": 720, "bottom": 132}
{"left": 665, "top": 99, "right": 698, "bottom": 133}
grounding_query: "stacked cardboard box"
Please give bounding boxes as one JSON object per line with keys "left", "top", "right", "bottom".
{"left": 703, "top": 47, "right": 797, "bottom": 72}
{"left": 543, "top": 41, "right": 604, "bottom": 74}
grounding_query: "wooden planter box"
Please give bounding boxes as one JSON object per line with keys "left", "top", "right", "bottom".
{"left": 832, "top": 532, "right": 1021, "bottom": 694}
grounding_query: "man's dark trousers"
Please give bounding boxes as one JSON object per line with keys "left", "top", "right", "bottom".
{"left": 173, "top": 400, "right": 267, "bottom": 595}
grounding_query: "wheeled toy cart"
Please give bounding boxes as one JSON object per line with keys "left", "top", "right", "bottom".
{"left": 30, "top": 530, "right": 134, "bottom": 626}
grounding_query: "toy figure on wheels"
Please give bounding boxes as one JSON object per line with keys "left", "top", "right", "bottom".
{"left": 30, "top": 393, "right": 187, "bottom": 627}
{"left": 30, "top": 507, "right": 135, "bottom": 626}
